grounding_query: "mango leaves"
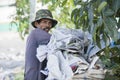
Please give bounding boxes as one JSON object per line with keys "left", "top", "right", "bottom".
{"left": 71, "top": 0, "right": 120, "bottom": 79}
{"left": 72, "top": 0, "right": 120, "bottom": 48}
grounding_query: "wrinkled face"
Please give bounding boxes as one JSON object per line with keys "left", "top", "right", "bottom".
{"left": 35, "top": 19, "right": 52, "bottom": 32}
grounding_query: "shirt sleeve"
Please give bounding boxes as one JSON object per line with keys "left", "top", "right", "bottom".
{"left": 24, "top": 30, "right": 40, "bottom": 80}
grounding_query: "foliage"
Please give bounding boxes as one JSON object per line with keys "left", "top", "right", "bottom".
{"left": 11, "top": 0, "right": 29, "bottom": 39}
{"left": 40, "top": 0, "right": 76, "bottom": 28}
{"left": 41, "top": 0, "right": 120, "bottom": 79}
{"left": 71, "top": 0, "right": 120, "bottom": 47}
{"left": 13, "top": 0, "right": 120, "bottom": 79}
{"left": 98, "top": 39, "right": 120, "bottom": 79}
{"left": 40, "top": 0, "right": 120, "bottom": 49}
{"left": 70, "top": 1, "right": 120, "bottom": 78}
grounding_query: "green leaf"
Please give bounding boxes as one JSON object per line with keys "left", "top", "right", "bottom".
{"left": 71, "top": 8, "right": 79, "bottom": 22}
{"left": 98, "top": 1, "right": 107, "bottom": 13}
{"left": 112, "top": 0, "right": 120, "bottom": 13}
{"left": 104, "top": 17, "right": 118, "bottom": 41}
{"left": 61, "top": 0, "right": 67, "bottom": 6}
{"left": 92, "top": 24, "right": 97, "bottom": 37}
{"left": 103, "top": 32, "right": 110, "bottom": 46}
{"left": 96, "top": 33, "right": 101, "bottom": 48}
{"left": 104, "top": 9, "right": 115, "bottom": 16}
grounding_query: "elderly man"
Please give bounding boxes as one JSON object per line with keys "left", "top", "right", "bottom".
{"left": 24, "top": 9, "right": 58, "bottom": 80}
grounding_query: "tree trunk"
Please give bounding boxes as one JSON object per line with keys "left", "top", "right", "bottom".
{"left": 29, "top": 0, "right": 36, "bottom": 32}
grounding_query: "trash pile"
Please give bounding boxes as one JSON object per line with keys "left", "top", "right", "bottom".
{"left": 36, "top": 27, "right": 106, "bottom": 80}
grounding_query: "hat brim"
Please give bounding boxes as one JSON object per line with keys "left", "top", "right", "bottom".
{"left": 31, "top": 18, "right": 58, "bottom": 28}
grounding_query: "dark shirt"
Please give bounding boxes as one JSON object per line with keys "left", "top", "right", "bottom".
{"left": 24, "top": 28, "right": 51, "bottom": 80}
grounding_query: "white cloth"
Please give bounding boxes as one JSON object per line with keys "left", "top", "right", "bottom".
{"left": 37, "top": 45, "right": 73, "bottom": 80}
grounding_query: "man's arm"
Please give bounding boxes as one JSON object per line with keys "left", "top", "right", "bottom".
{"left": 24, "top": 30, "right": 39, "bottom": 80}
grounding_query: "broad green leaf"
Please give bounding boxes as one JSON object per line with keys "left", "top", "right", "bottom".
{"left": 96, "top": 33, "right": 101, "bottom": 48}
{"left": 93, "top": 25, "right": 101, "bottom": 47}
{"left": 98, "top": 1, "right": 107, "bottom": 13}
{"left": 112, "top": 0, "right": 120, "bottom": 13}
{"left": 104, "top": 9, "right": 115, "bottom": 16}
{"left": 71, "top": 8, "right": 79, "bottom": 22}
{"left": 104, "top": 17, "right": 118, "bottom": 41}
{"left": 103, "top": 32, "right": 110, "bottom": 46}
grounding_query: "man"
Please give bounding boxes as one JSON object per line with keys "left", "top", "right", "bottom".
{"left": 24, "top": 9, "right": 58, "bottom": 80}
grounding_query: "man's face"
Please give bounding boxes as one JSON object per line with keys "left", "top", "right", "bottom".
{"left": 35, "top": 19, "right": 52, "bottom": 32}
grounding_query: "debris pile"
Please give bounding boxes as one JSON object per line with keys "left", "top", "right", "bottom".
{"left": 37, "top": 28, "right": 105, "bottom": 80}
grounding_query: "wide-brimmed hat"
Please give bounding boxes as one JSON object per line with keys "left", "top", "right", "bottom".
{"left": 31, "top": 9, "right": 58, "bottom": 28}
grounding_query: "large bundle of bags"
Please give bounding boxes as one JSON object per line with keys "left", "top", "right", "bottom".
{"left": 36, "top": 27, "right": 106, "bottom": 80}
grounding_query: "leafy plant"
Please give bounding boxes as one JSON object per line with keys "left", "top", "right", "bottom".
{"left": 71, "top": 0, "right": 120, "bottom": 47}
{"left": 40, "top": 0, "right": 76, "bottom": 28}
{"left": 41, "top": 0, "right": 120, "bottom": 79}
{"left": 11, "top": 0, "right": 29, "bottom": 39}
{"left": 13, "top": 0, "right": 120, "bottom": 79}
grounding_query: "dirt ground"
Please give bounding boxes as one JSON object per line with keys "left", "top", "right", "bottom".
{"left": 0, "top": 31, "right": 26, "bottom": 79}
{"left": 0, "top": 31, "right": 25, "bottom": 55}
